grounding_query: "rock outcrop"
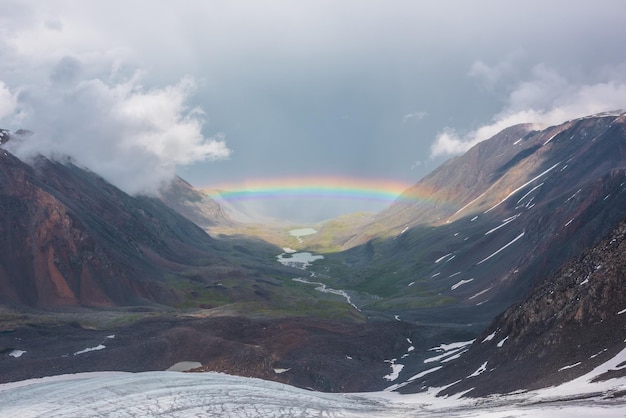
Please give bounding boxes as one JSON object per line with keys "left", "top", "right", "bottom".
{"left": 407, "top": 219, "right": 626, "bottom": 396}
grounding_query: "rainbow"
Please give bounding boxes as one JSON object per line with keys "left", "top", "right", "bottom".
{"left": 200, "top": 176, "right": 416, "bottom": 204}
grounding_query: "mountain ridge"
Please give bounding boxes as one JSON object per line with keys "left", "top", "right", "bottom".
{"left": 0, "top": 146, "right": 300, "bottom": 310}
{"left": 314, "top": 112, "right": 626, "bottom": 317}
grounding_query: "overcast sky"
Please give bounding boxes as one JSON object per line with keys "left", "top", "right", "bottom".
{"left": 1, "top": 1, "right": 626, "bottom": 222}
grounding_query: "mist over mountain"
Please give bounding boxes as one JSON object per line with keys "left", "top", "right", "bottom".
{"left": 0, "top": 141, "right": 293, "bottom": 309}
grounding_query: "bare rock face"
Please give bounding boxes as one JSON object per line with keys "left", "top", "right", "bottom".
{"left": 0, "top": 148, "right": 285, "bottom": 309}
{"left": 0, "top": 316, "right": 422, "bottom": 393}
{"left": 0, "top": 151, "right": 188, "bottom": 307}
{"left": 407, "top": 219, "right": 626, "bottom": 396}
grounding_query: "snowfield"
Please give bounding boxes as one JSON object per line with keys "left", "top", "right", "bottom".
{"left": 1, "top": 347, "right": 625, "bottom": 417}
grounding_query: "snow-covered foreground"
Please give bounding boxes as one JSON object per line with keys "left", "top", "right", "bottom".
{"left": 1, "top": 352, "right": 625, "bottom": 418}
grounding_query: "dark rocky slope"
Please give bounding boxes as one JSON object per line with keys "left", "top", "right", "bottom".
{"left": 0, "top": 146, "right": 293, "bottom": 309}
{"left": 0, "top": 315, "right": 425, "bottom": 392}
{"left": 405, "top": 218, "right": 626, "bottom": 396}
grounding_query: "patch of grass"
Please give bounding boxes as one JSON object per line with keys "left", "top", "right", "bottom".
{"left": 364, "top": 294, "right": 457, "bottom": 311}
{"left": 228, "top": 299, "right": 366, "bottom": 322}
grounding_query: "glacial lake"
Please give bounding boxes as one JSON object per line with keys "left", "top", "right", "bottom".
{"left": 288, "top": 228, "right": 317, "bottom": 237}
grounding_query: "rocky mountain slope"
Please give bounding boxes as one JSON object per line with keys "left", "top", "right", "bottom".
{"left": 314, "top": 112, "right": 626, "bottom": 321}
{"left": 0, "top": 142, "right": 298, "bottom": 310}
{"left": 404, "top": 218, "right": 626, "bottom": 396}
{"left": 0, "top": 315, "right": 422, "bottom": 392}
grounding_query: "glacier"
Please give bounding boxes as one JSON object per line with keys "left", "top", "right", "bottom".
{"left": 1, "top": 347, "right": 625, "bottom": 418}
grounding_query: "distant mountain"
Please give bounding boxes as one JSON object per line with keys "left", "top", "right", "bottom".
{"left": 0, "top": 142, "right": 293, "bottom": 309}
{"left": 345, "top": 122, "right": 535, "bottom": 245}
{"left": 159, "top": 176, "right": 235, "bottom": 229}
{"left": 403, "top": 218, "right": 626, "bottom": 396}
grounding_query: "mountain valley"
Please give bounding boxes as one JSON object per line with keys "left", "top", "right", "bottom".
{"left": 1, "top": 112, "right": 626, "bottom": 409}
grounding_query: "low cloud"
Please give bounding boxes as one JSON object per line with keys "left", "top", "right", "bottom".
{"left": 2, "top": 56, "right": 230, "bottom": 195}
{"left": 431, "top": 63, "right": 626, "bottom": 158}
{"left": 0, "top": 81, "right": 16, "bottom": 120}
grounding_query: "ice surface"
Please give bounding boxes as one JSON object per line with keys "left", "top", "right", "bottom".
{"left": 73, "top": 344, "right": 106, "bottom": 355}
{"left": 451, "top": 191, "right": 487, "bottom": 218}
{"left": 468, "top": 361, "right": 488, "bottom": 377}
{"left": 8, "top": 350, "right": 26, "bottom": 358}
{"left": 558, "top": 362, "right": 581, "bottom": 371}
{"left": 383, "top": 362, "right": 404, "bottom": 381}
{"left": 543, "top": 132, "right": 558, "bottom": 145}
{"left": 1, "top": 368, "right": 625, "bottom": 417}
{"left": 451, "top": 278, "right": 474, "bottom": 290}
{"left": 565, "top": 188, "right": 582, "bottom": 203}
{"left": 485, "top": 162, "right": 559, "bottom": 213}
{"left": 469, "top": 286, "right": 493, "bottom": 300}
{"left": 516, "top": 183, "right": 543, "bottom": 205}
{"left": 424, "top": 346, "right": 467, "bottom": 363}
{"left": 477, "top": 232, "right": 525, "bottom": 265}
{"left": 496, "top": 336, "right": 509, "bottom": 347}
{"left": 590, "top": 349, "right": 608, "bottom": 359}
{"left": 429, "top": 340, "right": 475, "bottom": 353}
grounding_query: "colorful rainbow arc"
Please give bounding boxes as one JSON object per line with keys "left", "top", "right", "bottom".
{"left": 200, "top": 176, "right": 418, "bottom": 203}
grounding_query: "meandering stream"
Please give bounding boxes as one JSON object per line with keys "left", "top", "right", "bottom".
{"left": 276, "top": 228, "right": 360, "bottom": 310}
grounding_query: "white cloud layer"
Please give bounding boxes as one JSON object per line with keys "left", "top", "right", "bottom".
{"left": 431, "top": 64, "right": 626, "bottom": 157}
{"left": 0, "top": 81, "right": 16, "bottom": 120}
{"left": 2, "top": 61, "right": 229, "bottom": 195}
{"left": 0, "top": 2, "right": 231, "bottom": 195}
